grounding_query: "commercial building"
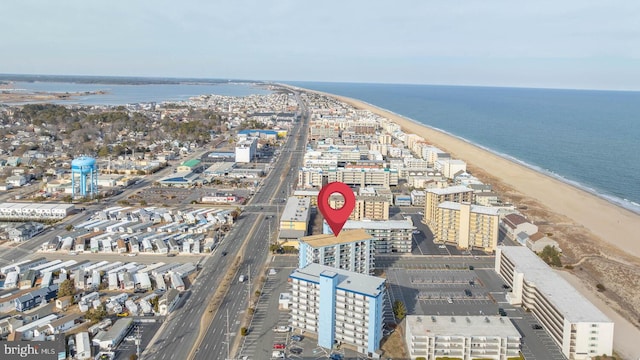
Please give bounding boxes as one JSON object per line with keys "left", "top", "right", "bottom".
{"left": 405, "top": 315, "right": 521, "bottom": 360}
{"left": 433, "top": 202, "right": 500, "bottom": 252}
{"left": 279, "top": 197, "right": 311, "bottom": 241}
{"left": 495, "top": 247, "right": 614, "bottom": 360}
{"left": 423, "top": 186, "right": 474, "bottom": 225}
{"left": 0, "top": 203, "right": 75, "bottom": 221}
{"left": 289, "top": 263, "right": 386, "bottom": 355}
{"left": 299, "top": 229, "right": 375, "bottom": 274}
{"left": 235, "top": 137, "right": 257, "bottom": 163}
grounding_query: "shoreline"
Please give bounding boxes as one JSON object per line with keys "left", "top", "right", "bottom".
{"left": 323, "top": 92, "right": 640, "bottom": 216}
{"left": 295, "top": 86, "right": 640, "bottom": 259}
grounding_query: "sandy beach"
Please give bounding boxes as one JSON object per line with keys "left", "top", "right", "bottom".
{"left": 300, "top": 88, "right": 640, "bottom": 359}
{"left": 339, "top": 95, "right": 640, "bottom": 256}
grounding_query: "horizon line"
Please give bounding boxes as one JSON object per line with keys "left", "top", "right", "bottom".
{"left": 1, "top": 72, "right": 639, "bottom": 93}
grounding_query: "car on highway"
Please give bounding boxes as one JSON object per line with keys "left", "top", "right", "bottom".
{"left": 239, "top": 275, "right": 246, "bottom": 283}
{"left": 273, "top": 343, "right": 285, "bottom": 349}
{"left": 222, "top": 251, "right": 228, "bottom": 256}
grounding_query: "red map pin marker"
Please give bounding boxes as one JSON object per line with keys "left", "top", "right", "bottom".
{"left": 318, "top": 182, "right": 356, "bottom": 237}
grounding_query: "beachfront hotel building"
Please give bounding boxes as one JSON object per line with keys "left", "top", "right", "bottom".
{"left": 327, "top": 167, "right": 399, "bottom": 188}
{"left": 298, "top": 229, "right": 375, "bottom": 274}
{"left": 289, "top": 263, "right": 386, "bottom": 355}
{"left": 433, "top": 202, "right": 500, "bottom": 252}
{"left": 405, "top": 315, "right": 521, "bottom": 360}
{"left": 338, "top": 218, "right": 415, "bottom": 254}
{"left": 330, "top": 195, "right": 390, "bottom": 221}
{"left": 423, "top": 185, "right": 474, "bottom": 226}
{"left": 495, "top": 246, "right": 614, "bottom": 360}
{"left": 278, "top": 197, "right": 311, "bottom": 242}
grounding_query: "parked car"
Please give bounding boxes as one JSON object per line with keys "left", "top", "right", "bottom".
{"left": 291, "top": 335, "right": 303, "bottom": 342}
{"left": 273, "top": 343, "right": 285, "bottom": 349}
{"left": 273, "top": 325, "right": 290, "bottom": 333}
{"left": 532, "top": 324, "right": 543, "bottom": 330}
{"left": 290, "top": 347, "right": 303, "bottom": 355}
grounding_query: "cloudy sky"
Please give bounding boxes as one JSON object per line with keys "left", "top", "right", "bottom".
{"left": 1, "top": 0, "right": 639, "bottom": 90}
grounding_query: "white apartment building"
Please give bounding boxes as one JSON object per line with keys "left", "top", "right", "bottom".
{"left": 326, "top": 168, "right": 399, "bottom": 188}
{"left": 435, "top": 158, "right": 467, "bottom": 179}
{"left": 289, "top": 263, "right": 386, "bottom": 355}
{"left": 340, "top": 218, "right": 415, "bottom": 254}
{"left": 495, "top": 247, "right": 614, "bottom": 360}
{"left": 299, "top": 229, "right": 375, "bottom": 274}
{"left": 405, "top": 315, "right": 521, "bottom": 360}
{"left": 410, "top": 190, "right": 426, "bottom": 206}
{"left": 234, "top": 137, "right": 257, "bottom": 163}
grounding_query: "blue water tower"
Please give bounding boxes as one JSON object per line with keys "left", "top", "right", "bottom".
{"left": 71, "top": 156, "right": 97, "bottom": 198}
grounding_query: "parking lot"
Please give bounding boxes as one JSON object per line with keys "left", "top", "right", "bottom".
{"left": 386, "top": 267, "right": 567, "bottom": 360}
{"left": 237, "top": 256, "right": 379, "bottom": 360}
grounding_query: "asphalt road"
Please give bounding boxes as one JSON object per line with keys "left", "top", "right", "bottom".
{"left": 145, "top": 90, "right": 310, "bottom": 360}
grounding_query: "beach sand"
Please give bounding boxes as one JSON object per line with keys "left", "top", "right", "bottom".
{"left": 301, "top": 89, "right": 640, "bottom": 358}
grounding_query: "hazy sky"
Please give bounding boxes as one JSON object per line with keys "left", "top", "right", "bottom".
{"left": 2, "top": 1, "right": 639, "bottom": 90}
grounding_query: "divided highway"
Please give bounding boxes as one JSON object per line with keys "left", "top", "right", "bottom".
{"left": 146, "top": 91, "right": 310, "bottom": 360}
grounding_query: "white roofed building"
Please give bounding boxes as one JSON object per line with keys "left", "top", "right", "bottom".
{"left": 495, "top": 247, "right": 614, "bottom": 360}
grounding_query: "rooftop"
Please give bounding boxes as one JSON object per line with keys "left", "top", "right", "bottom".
{"left": 290, "top": 263, "right": 385, "bottom": 297}
{"left": 406, "top": 315, "right": 521, "bottom": 338}
{"left": 343, "top": 218, "right": 414, "bottom": 230}
{"left": 180, "top": 159, "right": 201, "bottom": 168}
{"left": 439, "top": 201, "right": 501, "bottom": 216}
{"left": 300, "top": 229, "right": 373, "bottom": 247}
{"left": 499, "top": 246, "right": 611, "bottom": 323}
{"left": 281, "top": 197, "right": 311, "bottom": 222}
{"left": 427, "top": 185, "right": 474, "bottom": 196}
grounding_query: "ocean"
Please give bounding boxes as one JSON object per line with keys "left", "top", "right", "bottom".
{"left": 3, "top": 78, "right": 639, "bottom": 213}
{"left": 288, "top": 82, "right": 640, "bottom": 213}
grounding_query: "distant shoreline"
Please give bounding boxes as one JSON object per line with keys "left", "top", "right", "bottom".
{"left": 299, "top": 85, "right": 640, "bottom": 258}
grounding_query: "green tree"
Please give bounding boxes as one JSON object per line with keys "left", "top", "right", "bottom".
{"left": 539, "top": 245, "right": 562, "bottom": 267}
{"left": 57, "top": 279, "right": 76, "bottom": 298}
{"left": 85, "top": 305, "right": 108, "bottom": 323}
{"left": 65, "top": 224, "right": 73, "bottom": 231}
{"left": 393, "top": 300, "right": 407, "bottom": 320}
{"left": 240, "top": 327, "right": 248, "bottom": 336}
